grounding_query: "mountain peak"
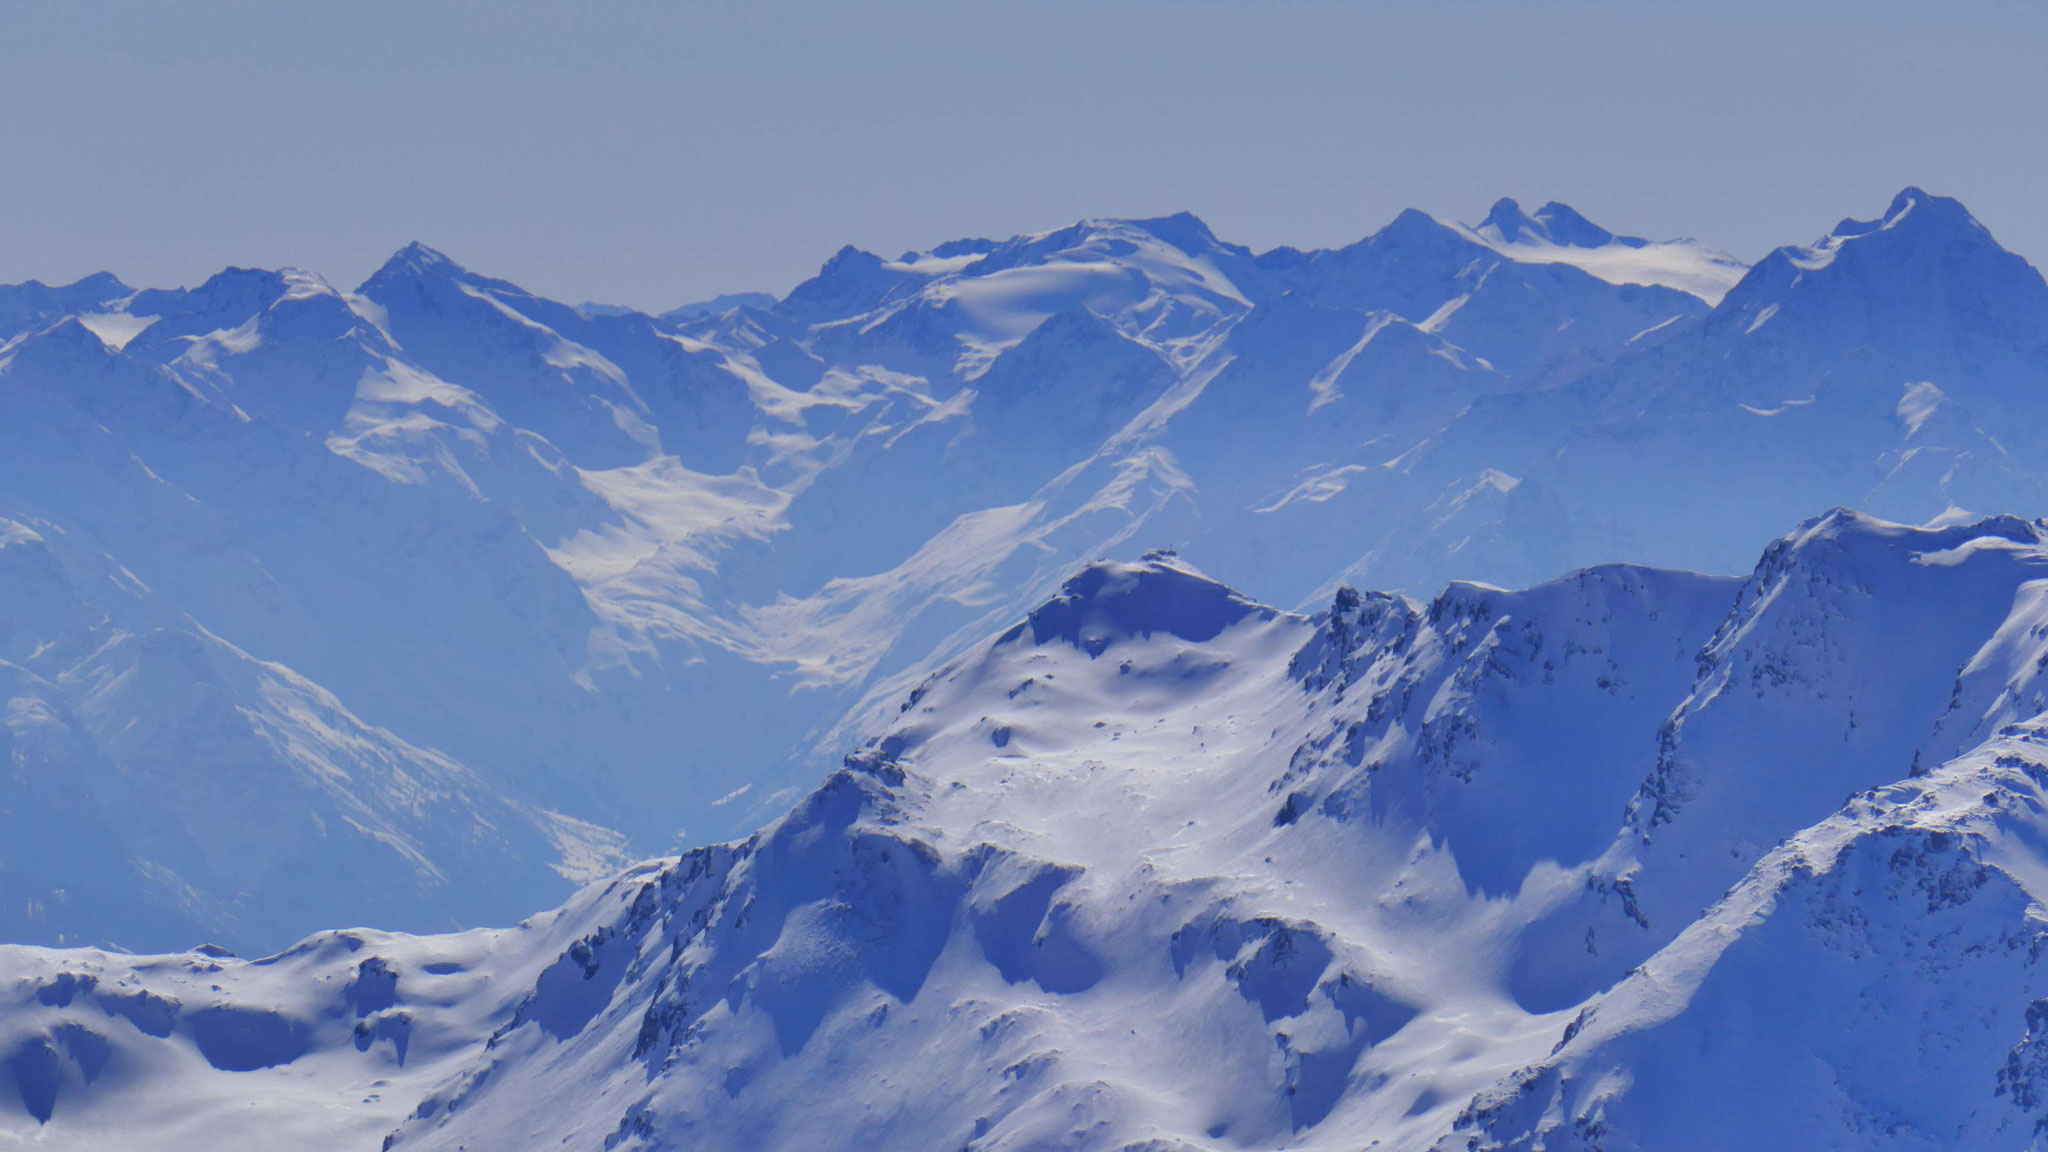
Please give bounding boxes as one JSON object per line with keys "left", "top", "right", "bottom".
{"left": 1008, "top": 556, "right": 1277, "bottom": 656}
{"left": 1479, "top": 197, "right": 1534, "bottom": 243}
{"left": 1476, "top": 197, "right": 1618, "bottom": 249}
{"left": 193, "top": 264, "right": 289, "bottom": 296}
{"left": 1715, "top": 187, "right": 2046, "bottom": 349}
{"left": 1888, "top": 184, "right": 1933, "bottom": 215}
{"left": 359, "top": 241, "right": 470, "bottom": 293}
{"left": 1383, "top": 206, "right": 1455, "bottom": 237}
{"left": 826, "top": 243, "right": 884, "bottom": 269}
{"left": 1361, "top": 207, "right": 1484, "bottom": 261}
{"left": 1121, "top": 209, "right": 1227, "bottom": 255}
{"left": 394, "top": 240, "right": 455, "bottom": 267}
{"left": 354, "top": 243, "right": 550, "bottom": 325}
{"left": 777, "top": 245, "right": 908, "bottom": 323}
{"left": 1828, "top": 186, "right": 1988, "bottom": 245}
{"left": 65, "top": 270, "right": 132, "bottom": 297}
{"left": 1532, "top": 201, "right": 1616, "bottom": 248}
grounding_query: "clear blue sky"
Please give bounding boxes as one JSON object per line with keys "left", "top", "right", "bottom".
{"left": 6, "top": 0, "right": 2044, "bottom": 310}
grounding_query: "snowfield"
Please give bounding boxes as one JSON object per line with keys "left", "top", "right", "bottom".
{"left": 14, "top": 512, "right": 2048, "bottom": 1149}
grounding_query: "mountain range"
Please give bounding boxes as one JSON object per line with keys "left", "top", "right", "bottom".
{"left": 1, "top": 185, "right": 2043, "bottom": 977}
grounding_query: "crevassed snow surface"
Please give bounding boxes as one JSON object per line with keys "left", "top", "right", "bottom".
{"left": 15, "top": 512, "right": 2048, "bottom": 1149}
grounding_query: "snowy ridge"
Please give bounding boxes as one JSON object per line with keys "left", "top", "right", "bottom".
{"left": 16, "top": 511, "right": 2048, "bottom": 1148}
{"left": 1464, "top": 196, "right": 1750, "bottom": 303}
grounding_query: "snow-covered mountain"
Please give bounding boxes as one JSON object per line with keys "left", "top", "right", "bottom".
{"left": 1327, "top": 188, "right": 2048, "bottom": 599}
{"left": 3, "top": 187, "right": 2044, "bottom": 959}
{"left": 1465, "top": 196, "right": 1749, "bottom": 303}
{"left": 13, "top": 511, "right": 2048, "bottom": 1149}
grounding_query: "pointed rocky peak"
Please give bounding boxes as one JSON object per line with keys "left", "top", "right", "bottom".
{"left": 1287, "top": 584, "right": 1420, "bottom": 691}
{"left": 355, "top": 241, "right": 483, "bottom": 300}
{"left": 1293, "top": 207, "right": 1496, "bottom": 285}
{"left": 354, "top": 243, "right": 568, "bottom": 342}
{"left": 1345, "top": 207, "right": 1500, "bottom": 276}
{"left": 33, "top": 270, "right": 134, "bottom": 311}
{"left": 1235, "top": 210, "right": 1496, "bottom": 328}
{"left": 1531, "top": 201, "right": 1618, "bottom": 248}
{"left": 357, "top": 242, "right": 545, "bottom": 309}
{"left": 821, "top": 243, "right": 887, "bottom": 275}
{"left": 1376, "top": 206, "right": 1475, "bottom": 248}
{"left": 373, "top": 240, "right": 461, "bottom": 280}
{"left": 777, "top": 244, "right": 916, "bottom": 324}
{"left": 68, "top": 270, "right": 130, "bottom": 295}
{"left": 1852, "top": 187, "right": 1998, "bottom": 256}
{"left": 1477, "top": 198, "right": 1622, "bottom": 249}
{"left": 1477, "top": 197, "right": 1537, "bottom": 244}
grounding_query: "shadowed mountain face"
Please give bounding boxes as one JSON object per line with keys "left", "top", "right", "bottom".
{"left": 15, "top": 512, "right": 2048, "bottom": 1151}
{"left": 0, "top": 189, "right": 2043, "bottom": 962}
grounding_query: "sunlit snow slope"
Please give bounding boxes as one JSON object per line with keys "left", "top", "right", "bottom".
{"left": 14, "top": 511, "right": 2048, "bottom": 1150}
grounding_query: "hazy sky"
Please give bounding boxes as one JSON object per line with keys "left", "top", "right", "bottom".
{"left": 6, "top": 0, "right": 2044, "bottom": 310}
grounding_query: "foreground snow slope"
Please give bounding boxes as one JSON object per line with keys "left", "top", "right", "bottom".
{"left": 14, "top": 510, "right": 2048, "bottom": 1149}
